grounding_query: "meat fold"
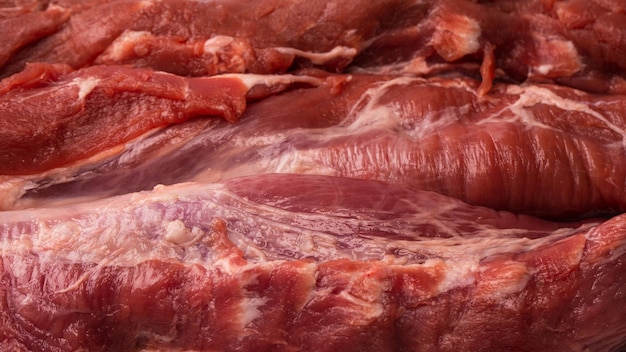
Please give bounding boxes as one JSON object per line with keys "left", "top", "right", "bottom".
{"left": 2, "top": 0, "right": 626, "bottom": 93}
{"left": 0, "top": 63, "right": 320, "bottom": 176}
{"left": 10, "top": 73, "right": 626, "bottom": 219}
{"left": 0, "top": 174, "right": 623, "bottom": 352}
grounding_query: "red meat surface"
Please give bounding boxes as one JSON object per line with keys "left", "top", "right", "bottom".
{"left": 1, "top": 175, "right": 622, "bottom": 351}
{"left": 1, "top": 0, "right": 626, "bottom": 351}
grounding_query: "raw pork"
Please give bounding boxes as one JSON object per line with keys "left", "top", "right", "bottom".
{"left": 0, "top": 63, "right": 319, "bottom": 175}
{"left": 1, "top": 174, "right": 623, "bottom": 352}
{"left": 2, "top": 0, "right": 626, "bottom": 93}
{"left": 1, "top": 0, "right": 626, "bottom": 351}
{"left": 8, "top": 73, "right": 626, "bottom": 219}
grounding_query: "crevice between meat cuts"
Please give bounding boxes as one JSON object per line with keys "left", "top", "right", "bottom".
{"left": 2, "top": 0, "right": 626, "bottom": 351}
{"left": 4, "top": 72, "right": 625, "bottom": 219}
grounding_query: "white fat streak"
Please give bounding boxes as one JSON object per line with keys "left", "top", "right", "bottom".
{"left": 54, "top": 247, "right": 125, "bottom": 294}
{"left": 164, "top": 220, "right": 192, "bottom": 244}
{"left": 217, "top": 73, "right": 322, "bottom": 90}
{"left": 211, "top": 253, "right": 248, "bottom": 275}
{"left": 11, "top": 76, "right": 101, "bottom": 103}
{"left": 135, "top": 331, "right": 177, "bottom": 345}
{"left": 381, "top": 224, "right": 595, "bottom": 263}
{"left": 106, "top": 30, "right": 151, "bottom": 60}
{"left": 341, "top": 76, "right": 473, "bottom": 135}
{"left": 534, "top": 64, "right": 554, "bottom": 76}
{"left": 1, "top": 143, "right": 131, "bottom": 211}
{"left": 530, "top": 37, "right": 581, "bottom": 77}
{"left": 165, "top": 220, "right": 186, "bottom": 243}
{"left": 486, "top": 85, "right": 626, "bottom": 144}
{"left": 275, "top": 46, "right": 357, "bottom": 65}
{"left": 215, "top": 185, "right": 596, "bottom": 262}
{"left": 343, "top": 76, "right": 417, "bottom": 129}
{"left": 585, "top": 224, "right": 626, "bottom": 264}
{"left": 75, "top": 77, "right": 101, "bottom": 100}
{"left": 0, "top": 185, "right": 208, "bottom": 266}
{"left": 271, "top": 149, "right": 338, "bottom": 175}
{"left": 240, "top": 296, "right": 269, "bottom": 327}
{"left": 481, "top": 260, "right": 532, "bottom": 298}
{"left": 347, "top": 57, "right": 480, "bottom": 77}
{"left": 210, "top": 190, "right": 348, "bottom": 261}
{"left": 433, "top": 258, "right": 478, "bottom": 293}
{"left": 135, "top": 183, "right": 186, "bottom": 204}
{"left": 203, "top": 35, "right": 235, "bottom": 54}
{"left": 432, "top": 14, "right": 481, "bottom": 59}
{"left": 236, "top": 261, "right": 316, "bottom": 330}
{"left": 98, "top": 0, "right": 155, "bottom": 60}
{"left": 0, "top": 180, "right": 597, "bottom": 267}
{"left": 338, "top": 290, "right": 384, "bottom": 321}
{"left": 261, "top": 77, "right": 462, "bottom": 175}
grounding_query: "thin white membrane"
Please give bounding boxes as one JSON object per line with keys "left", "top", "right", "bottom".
{"left": 218, "top": 73, "right": 323, "bottom": 90}
{"left": 490, "top": 85, "right": 626, "bottom": 146}
{"left": 252, "top": 77, "right": 470, "bottom": 176}
{"left": 0, "top": 178, "right": 599, "bottom": 269}
{"left": 0, "top": 71, "right": 325, "bottom": 210}
{"left": 275, "top": 46, "right": 357, "bottom": 65}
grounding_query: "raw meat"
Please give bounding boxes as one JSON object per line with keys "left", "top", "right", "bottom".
{"left": 3, "top": 0, "right": 626, "bottom": 93}
{"left": 350, "top": 0, "right": 626, "bottom": 94}
{"left": 2, "top": 0, "right": 626, "bottom": 351}
{"left": 2, "top": 174, "right": 624, "bottom": 352}
{"left": 9, "top": 73, "right": 626, "bottom": 219}
{"left": 0, "top": 63, "right": 320, "bottom": 175}
{"left": 0, "top": 4, "right": 69, "bottom": 69}
{"left": 0, "top": 0, "right": 387, "bottom": 77}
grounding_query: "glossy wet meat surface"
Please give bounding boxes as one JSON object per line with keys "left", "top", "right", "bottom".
{"left": 9, "top": 74, "right": 626, "bottom": 219}
{"left": 2, "top": 174, "right": 624, "bottom": 351}
{"left": 2, "top": 0, "right": 626, "bottom": 351}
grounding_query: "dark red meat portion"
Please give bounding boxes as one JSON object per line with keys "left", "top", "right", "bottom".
{"left": 17, "top": 73, "right": 625, "bottom": 218}
{"left": 2, "top": 0, "right": 626, "bottom": 94}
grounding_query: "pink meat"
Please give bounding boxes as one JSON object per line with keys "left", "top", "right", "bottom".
{"left": 0, "top": 174, "right": 623, "bottom": 351}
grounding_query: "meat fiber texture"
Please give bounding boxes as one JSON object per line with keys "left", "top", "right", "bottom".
{"left": 2, "top": 0, "right": 626, "bottom": 351}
